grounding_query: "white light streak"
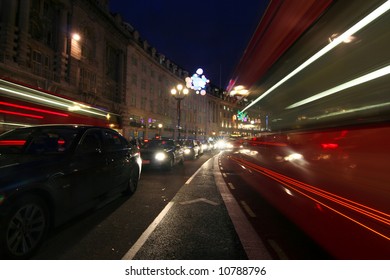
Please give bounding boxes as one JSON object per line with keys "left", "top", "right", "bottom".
{"left": 287, "top": 65, "right": 390, "bottom": 109}
{"left": 242, "top": 0, "right": 390, "bottom": 112}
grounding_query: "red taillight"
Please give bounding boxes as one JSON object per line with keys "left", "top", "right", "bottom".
{"left": 0, "top": 140, "right": 26, "bottom": 146}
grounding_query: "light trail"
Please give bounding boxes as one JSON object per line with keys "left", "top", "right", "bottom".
{"left": 229, "top": 156, "right": 390, "bottom": 241}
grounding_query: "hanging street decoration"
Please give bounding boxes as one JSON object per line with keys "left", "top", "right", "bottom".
{"left": 185, "top": 68, "right": 210, "bottom": 95}
{"left": 237, "top": 110, "right": 248, "bottom": 122}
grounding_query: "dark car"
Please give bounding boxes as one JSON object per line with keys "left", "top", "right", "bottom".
{"left": 0, "top": 125, "right": 142, "bottom": 259}
{"left": 140, "top": 139, "right": 184, "bottom": 169}
{"left": 180, "top": 139, "right": 200, "bottom": 160}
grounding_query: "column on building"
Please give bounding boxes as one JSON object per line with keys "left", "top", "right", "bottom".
{"left": 0, "top": 0, "right": 18, "bottom": 61}
{"left": 16, "top": 0, "right": 31, "bottom": 66}
{"left": 56, "top": 5, "right": 69, "bottom": 83}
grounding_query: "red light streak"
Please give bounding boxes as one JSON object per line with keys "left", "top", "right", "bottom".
{"left": 321, "top": 143, "right": 339, "bottom": 149}
{"left": 0, "top": 140, "right": 26, "bottom": 146}
{"left": 0, "top": 109, "right": 43, "bottom": 119}
{"left": 230, "top": 156, "right": 390, "bottom": 241}
{"left": 0, "top": 101, "right": 69, "bottom": 117}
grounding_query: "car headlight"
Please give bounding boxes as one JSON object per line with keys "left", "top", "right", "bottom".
{"left": 226, "top": 143, "right": 234, "bottom": 149}
{"left": 216, "top": 140, "right": 226, "bottom": 149}
{"left": 184, "top": 148, "right": 191, "bottom": 154}
{"left": 155, "top": 152, "right": 167, "bottom": 161}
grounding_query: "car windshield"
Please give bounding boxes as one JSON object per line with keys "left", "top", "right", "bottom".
{"left": 0, "top": 127, "right": 78, "bottom": 155}
{"left": 142, "top": 140, "right": 174, "bottom": 149}
{"left": 181, "top": 140, "right": 195, "bottom": 147}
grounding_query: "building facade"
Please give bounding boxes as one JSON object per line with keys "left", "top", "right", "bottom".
{"left": 0, "top": 0, "right": 260, "bottom": 138}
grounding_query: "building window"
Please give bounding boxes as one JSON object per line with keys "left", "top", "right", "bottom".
{"left": 31, "top": 49, "right": 51, "bottom": 79}
{"left": 150, "top": 84, "right": 154, "bottom": 96}
{"left": 141, "top": 96, "right": 147, "bottom": 110}
{"left": 142, "top": 62, "right": 147, "bottom": 73}
{"left": 150, "top": 100, "right": 154, "bottom": 113}
{"left": 131, "top": 93, "right": 136, "bottom": 106}
{"left": 80, "top": 68, "right": 97, "bottom": 93}
{"left": 80, "top": 26, "right": 96, "bottom": 61}
{"left": 106, "top": 45, "right": 120, "bottom": 81}
{"left": 30, "top": 0, "right": 56, "bottom": 49}
{"left": 131, "top": 73, "right": 137, "bottom": 86}
{"left": 141, "top": 79, "right": 146, "bottom": 90}
{"left": 131, "top": 55, "right": 138, "bottom": 66}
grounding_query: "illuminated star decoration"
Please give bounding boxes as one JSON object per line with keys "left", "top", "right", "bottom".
{"left": 185, "top": 68, "right": 210, "bottom": 95}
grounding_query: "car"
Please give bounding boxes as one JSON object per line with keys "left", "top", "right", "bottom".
{"left": 180, "top": 139, "right": 200, "bottom": 159}
{"left": 0, "top": 124, "right": 142, "bottom": 259}
{"left": 200, "top": 140, "right": 213, "bottom": 152}
{"left": 140, "top": 139, "right": 184, "bottom": 169}
{"left": 196, "top": 140, "right": 204, "bottom": 155}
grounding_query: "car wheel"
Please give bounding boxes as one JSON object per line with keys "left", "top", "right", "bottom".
{"left": 124, "top": 167, "right": 139, "bottom": 196}
{"left": 0, "top": 195, "right": 48, "bottom": 259}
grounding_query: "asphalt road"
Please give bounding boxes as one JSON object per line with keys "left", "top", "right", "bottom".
{"left": 31, "top": 150, "right": 330, "bottom": 260}
{"left": 32, "top": 151, "right": 219, "bottom": 259}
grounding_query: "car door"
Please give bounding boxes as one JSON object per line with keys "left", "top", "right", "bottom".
{"left": 68, "top": 129, "right": 109, "bottom": 208}
{"left": 101, "top": 129, "right": 131, "bottom": 194}
{"left": 173, "top": 140, "right": 184, "bottom": 163}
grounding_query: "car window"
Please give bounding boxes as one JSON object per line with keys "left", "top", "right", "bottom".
{"left": 78, "top": 130, "right": 102, "bottom": 154}
{"left": 0, "top": 127, "right": 77, "bottom": 154}
{"left": 102, "top": 130, "right": 126, "bottom": 151}
{"left": 142, "top": 140, "right": 174, "bottom": 149}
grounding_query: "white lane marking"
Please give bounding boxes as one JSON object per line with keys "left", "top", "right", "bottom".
{"left": 185, "top": 158, "right": 212, "bottom": 185}
{"left": 180, "top": 198, "right": 219, "bottom": 206}
{"left": 123, "top": 157, "right": 214, "bottom": 259}
{"left": 268, "top": 239, "right": 289, "bottom": 260}
{"left": 228, "top": 182, "right": 235, "bottom": 190}
{"left": 213, "top": 155, "right": 272, "bottom": 260}
{"left": 121, "top": 201, "right": 174, "bottom": 260}
{"left": 222, "top": 173, "right": 227, "bottom": 178}
{"left": 240, "top": 200, "right": 257, "bottom": 218}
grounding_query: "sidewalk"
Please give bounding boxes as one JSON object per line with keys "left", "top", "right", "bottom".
{"left": 122, "top": 155, "right": 272, "bottom": 260}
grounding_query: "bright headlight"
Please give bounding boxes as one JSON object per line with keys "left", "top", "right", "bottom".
{"left": 184, "top": 148, "right": 191, "bottom": 154}
{"left": 216, "top": 140, "right": 226, "bottom": 149}
{"left": 284, "top": 153, "right": 303, "bottom": 161}
{"left": 155, "top": 152, "right": 166, "bottom": 161}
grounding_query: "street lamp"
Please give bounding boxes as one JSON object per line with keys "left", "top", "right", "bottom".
{"left": 171, "top": 84, "right": 189, "bottom": 140}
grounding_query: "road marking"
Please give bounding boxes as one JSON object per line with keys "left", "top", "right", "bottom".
{"left": 228, "top": 182, "right": 235, "bottom": 190}
{"left": 185, "top": 158, "right": 212, "bottom": 185}
{"left": 268, "top": 239, "right": 289, "bottom": 260}
{"left": 180, "top": 198, "right": 219, "bottom": 206}
{"left": 222, "top": 173, "right": 227, "bottom": 178}
{"left": 123, "top": 157, "right": 215, "bottom": 259}
{"left": 240, "top": 200, "right": 257, "bottom": 218}
{"left": 213, "top": 156, "right": 272, "bottom": 259}
{"left": 122, "top": 201, "right": 174, "bottom": 260}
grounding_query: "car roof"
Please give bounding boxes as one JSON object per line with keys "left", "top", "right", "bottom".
{"left": 6, "top": 124, "right": 119, "bottom": 134}
{"left": 14, "top": 124, "right": 108, "bottom": 130}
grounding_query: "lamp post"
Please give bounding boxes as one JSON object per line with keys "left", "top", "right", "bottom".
{"left": 171, "top": 84, "right": 189, "bottom": 140}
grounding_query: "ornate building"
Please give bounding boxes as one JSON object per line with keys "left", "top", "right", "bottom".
{"left": 0, "top": 0, "right": 259, "bottom": 138}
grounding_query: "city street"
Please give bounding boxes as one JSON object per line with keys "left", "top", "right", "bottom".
{"left": 31, "top": 150, "right": 330, "bottom": 260}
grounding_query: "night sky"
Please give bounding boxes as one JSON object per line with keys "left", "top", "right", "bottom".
{"left": 109, "top": 0, "right": 269, "bottom": 90}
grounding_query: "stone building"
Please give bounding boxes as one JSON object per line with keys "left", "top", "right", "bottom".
{"left": 0, "top": 0, "right": 258, "bottom": 138}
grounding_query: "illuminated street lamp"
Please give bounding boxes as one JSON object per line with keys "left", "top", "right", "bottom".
{"left": 171, "top": 84, "right": 189, "bottom": 140}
